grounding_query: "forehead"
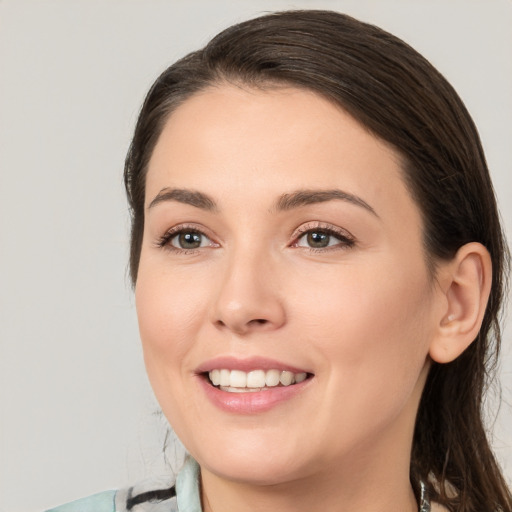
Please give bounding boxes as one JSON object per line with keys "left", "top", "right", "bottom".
{"left": 146, "top": 84, "right": 417, "bottom": 222}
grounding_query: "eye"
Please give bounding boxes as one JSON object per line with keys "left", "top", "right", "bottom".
{"left": 170, "top": 230, "right": 211, "bottom": 250}
{"left": 156, "top": 225, "right": 218, "bottom": 252}
{"left": 293, "top": 224, "right": 355, "bottom": 251}
{"left": 298, "top": 230, "right": 336, "bottom": 248}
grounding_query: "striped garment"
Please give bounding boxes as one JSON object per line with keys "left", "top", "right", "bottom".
{"left": 45, "top": 457, "right": 201, "bottom": 512}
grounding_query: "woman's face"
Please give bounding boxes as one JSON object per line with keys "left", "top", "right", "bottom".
{"left": 136, "top": 85, "right": 443, "bottom": 485}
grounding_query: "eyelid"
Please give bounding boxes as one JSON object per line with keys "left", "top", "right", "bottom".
{"left": 155, "top": 223, "right": 219, "bottom": 252}
{"left": 290, "top": 221, "right": 356, "bottom": 250}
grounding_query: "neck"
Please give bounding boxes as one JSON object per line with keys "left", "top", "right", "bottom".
{"left": 202, "top": 474, "right": 418, "bottom": 512}
{"left": 200, "top": 436, "right": 419, "bottom": 512}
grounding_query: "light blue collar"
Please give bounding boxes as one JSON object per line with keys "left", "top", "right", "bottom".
{"left": 176, "top": 457, "right": 202, "bottom": 512}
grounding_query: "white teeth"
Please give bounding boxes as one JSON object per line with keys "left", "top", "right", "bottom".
{"left": 220, "top": 369, "right": 230, "bottom": 387}
{"left": 265, "top": 369, "right": 280, "bottom": 387}
{"left": 247, "top": 370, "right": 266, "bottom": 388}
{"left": 208, "top": 368, "right": 309, "bottom": 390}
{"left": 222, "top": 386, "right": 263, "bottom": 393}
{"left": 279, "top": 371, "right": 294, "bottom": 386}
{"left": 230, "top": 370, "right": 247, "bottom": 388}
{"left": 210, "top": 369, "right": 220, "bottom": 386}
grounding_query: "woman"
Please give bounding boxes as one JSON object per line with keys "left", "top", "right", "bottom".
{"left": 48, "top": 10, "right": 511, "bottom": 512}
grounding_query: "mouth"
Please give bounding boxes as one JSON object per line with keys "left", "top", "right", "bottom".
{"left": 205, "top": 368, "right": 312, "bottom": 393}
{"left": 197, "top": 358, "right": 314, "bottom": 412}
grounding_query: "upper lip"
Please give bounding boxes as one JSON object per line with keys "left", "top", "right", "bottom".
{"left": 196, "top": 356, "right": 311, "bottom": 374}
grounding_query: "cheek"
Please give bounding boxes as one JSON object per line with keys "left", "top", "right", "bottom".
{"left": 297, "top": 256, "right": 431, "bottom": 339}
{"left": 136, "top": 260, "right": 207, "bottom": 339}
{"left": 134, "top": 263, "right": 209, "bottom": 396}
{"left": 296, "top": 259, "right": 433, "bottom": 403}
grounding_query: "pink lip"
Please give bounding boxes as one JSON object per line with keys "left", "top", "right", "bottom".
{"left": 196, "top": 356, "right": 309, "bottom": 374}
{"left": 197, "top": 374, "right": 311, "bottom": 414}
{"left": 195, "top": 356, "right": 313, "bottom": 414}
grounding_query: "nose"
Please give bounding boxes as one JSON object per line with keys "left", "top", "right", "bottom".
{"left": 211, "top": 251, "right": 286, "bottom": 335}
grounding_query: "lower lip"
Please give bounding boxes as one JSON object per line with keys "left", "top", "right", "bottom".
{"left": 198, "top": 375, "right": 311, "bottom": 414}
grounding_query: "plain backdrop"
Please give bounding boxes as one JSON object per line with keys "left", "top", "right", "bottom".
{"left": 1, "top": 1, "right": 511, "bottom": 510}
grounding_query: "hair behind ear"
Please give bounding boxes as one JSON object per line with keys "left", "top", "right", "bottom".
{"left": 413, "top": 242, "right": 509, "bottom": 510}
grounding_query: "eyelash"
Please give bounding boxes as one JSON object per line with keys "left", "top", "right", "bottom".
{"left": 155, "top": 222, "right": 356, "bottom": 254}
{"left": 291, "top": 222, "right": 356, "bottom": 253}
{"left": 156, "top": 224, "right": 217, "bottom": 254}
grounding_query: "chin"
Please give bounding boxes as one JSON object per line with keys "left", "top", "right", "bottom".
{"left": 202, "top": 455, "right": 309, "bottom": 486}
{"left": 180, "top": 427, "right": 314, "bottom": 486}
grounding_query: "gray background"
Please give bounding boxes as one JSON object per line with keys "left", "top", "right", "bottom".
{"left": 0, "top": 1, "right": 511, "bottom": 510}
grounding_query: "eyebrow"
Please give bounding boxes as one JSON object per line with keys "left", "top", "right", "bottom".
{"left": 275, "top": 189, "right": 378, "bottom": 217}
{"left": 148, "top": 188, "right": 218, "bottom": 211}
{"left": 147, "top": 187, "right": 378, "bottom": 217}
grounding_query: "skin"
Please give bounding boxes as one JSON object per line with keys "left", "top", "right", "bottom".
{"left": 135, "top": 85, "right": 475, "bottom": 511}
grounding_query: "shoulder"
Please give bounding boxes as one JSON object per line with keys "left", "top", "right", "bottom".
{"left": 45, "top": 480, "right": 178, "bottom": 512}
{"left": 45, "top": 458, "right": 200, "bottom": 512}
{"left": 45, "top": 490, "right": 117, "bottom": 512}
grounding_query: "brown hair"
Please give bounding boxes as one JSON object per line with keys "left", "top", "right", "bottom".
{"left": 124, "top": 10, "right": 511, "bottom": 511}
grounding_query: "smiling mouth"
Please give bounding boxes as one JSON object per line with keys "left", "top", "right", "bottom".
{"left": 206, "top": 369, "right": 312, "bottom": 393}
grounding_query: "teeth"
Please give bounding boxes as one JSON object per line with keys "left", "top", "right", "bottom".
{"left": 208, "top": 369, "right": 309, "bottom": 390}
{"left": 230, "top": 370, "right": 247, "bottom": 388}
{"left": 295, "top": 372, "right": 307, "bottom": 383}
{"left": 210, "top": 369, "right": 220, "bottom": 386}
{"left": 247, "top": 370, "right": 266, "bottom": 388}
{"left": 279, "top": 371, "right": 294, "bottom": 386}
{"left": 220, "top": 369, "right": 230, "bottom": 386}
{"left": 265, "top": 369, "right": 280, "bottom": 387}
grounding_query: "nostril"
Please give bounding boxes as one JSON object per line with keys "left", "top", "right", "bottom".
{"left": 244, "top": 318, "right": 269, "bottom": 328}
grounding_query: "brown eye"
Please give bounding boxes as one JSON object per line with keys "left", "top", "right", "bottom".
{"left": 171, "top": 231, "right": 208, "bottom": 249}
{"left": 298, "top": 230, "right": 337, "bottom": 248}
{"left": 295, "top": 227, "right": 355, "bottom": 250}
{"left": 306, "top": 231, "right": 331, "bottom": 248}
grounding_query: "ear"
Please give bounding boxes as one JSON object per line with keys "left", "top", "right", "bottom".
{"left": 429, "top": 242, "right": 492, "bottom": 364}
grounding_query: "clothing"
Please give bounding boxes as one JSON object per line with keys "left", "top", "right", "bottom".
{"left": 45, "top": 457, "right": 201, "bottom": 512}
{"left": 46, "top": 458, "right": 431, "bottom": 511}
